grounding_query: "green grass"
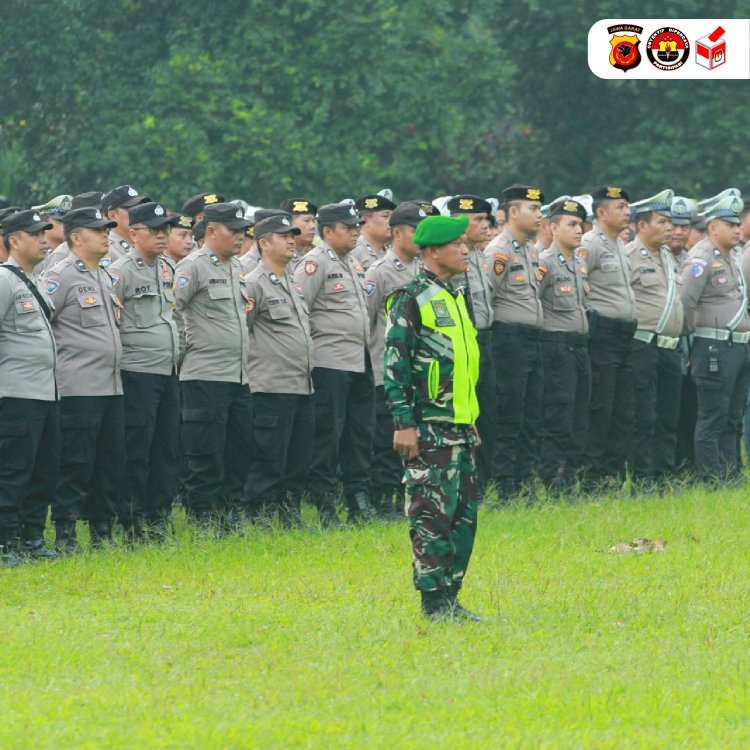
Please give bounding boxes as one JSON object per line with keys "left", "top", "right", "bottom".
{"left": 3, "top": 486, "right": 750, "bottom": 749}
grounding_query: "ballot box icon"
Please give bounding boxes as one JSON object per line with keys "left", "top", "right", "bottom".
{"left": 696, "top": 26, "right": 726, "bottom": 69}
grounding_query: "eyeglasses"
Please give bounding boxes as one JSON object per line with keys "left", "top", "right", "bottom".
{"left": 132, "top": 225, "right": 172, "bottom": 235}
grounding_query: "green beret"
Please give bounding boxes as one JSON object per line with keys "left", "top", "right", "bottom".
{"left": 413, "top": 215, "right": 469, "bottom": 247}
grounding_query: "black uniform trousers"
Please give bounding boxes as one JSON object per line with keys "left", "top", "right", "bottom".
{"left": 370, "top": 385, "right": 405, "bottom": 508}
{"left": 585, "top": 315, "right": 636, "bottom": 479}
{"left": 0, "top": 398, "right": 59, "bottom": 540}
{"left": 121, "top": 370, "right": 180, "bottom": 524}
{"left": 491, "top": 322, "right": 544, "bottom": 492}
{"left": 629, "top": 341, "right": 682, "bottom": 480}
{"left": 308, "top": 357, "right": 375, "bottom": 500}
{"left": 245, "top": 392, "right": 315, "bottom": 509}
{"left": 52, "top": 396, "right": 125, "bottom": 526}
{"left": 692, "top": 337, "right": 750, "bottom": 481}
{"left": 474, "top": 329, "right": 498, "bottom": 492}
{"left": 676, "top": 337, "right": 698, "bottom": 472}
{"left": 540, "top": 333, "right": 591, "bottom": 488}
{"left": 180, "top": 380, "right": 252, "bottom": 516}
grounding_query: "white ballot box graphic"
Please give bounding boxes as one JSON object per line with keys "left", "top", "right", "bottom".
{"left": 696, "top": 26, "right": 726, "bottom": 69}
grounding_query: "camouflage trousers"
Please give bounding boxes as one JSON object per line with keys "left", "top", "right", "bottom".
{"left": 405, "top": 443, "right": 478, "bottom": 593}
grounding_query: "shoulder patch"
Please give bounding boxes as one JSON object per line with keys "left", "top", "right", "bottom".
{"left": 99, "top": 257, "right": 112, "bottom": 269}
{"left": 46, "top": 278, "right": 61, "bottom": 295}
{"left": 691, "top": 261, "right": 706, "bottom": 278}
{"left": 304, "top": 260, "right": 318, "bottom": 276}
{"left": 577, "top": 248, "right": 590, "bottom": 261}
{"left": 364, "top": 279, "right": 377, "bottom": 296}
{"left": 493, "top": 252, "right": 508, "bottom": 275}
{"left": 109, "top": 270, "right": 121, "bottom": 286}
{"left": 175, "top": 272, "right": 192, "bottom": 289}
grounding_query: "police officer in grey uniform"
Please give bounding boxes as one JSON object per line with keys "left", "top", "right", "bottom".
{"left": 483, "top": 184, "right": 545, "bottom": 499}
{"left": 446, "top": 195, "right": 496, "bottom": 493}
{"left": 364, "top": 202, "right": 427, "bottom": 518}
{"left": 581, "top": 184, "right": 637, "bottom": 486}
{"left": 173, "top": 202, "right": 252, "bottom": 523}
{"left": 110, "top": 202, "right": 180, "bottom": 538}
{"left": 537, "top": 199, "right": 591, "bottom": 493}
{"left": 351, "top": 194, "right": 396, "bottom": 270}
{"left": 45, "top": 207, "right": 125, "bottom": 550}
{"left": 279, "top": 199, "right": 318, "bottom": 262}
{"left": 681, "top": 192, "right": 750, "bottom": 483}
{"left": 239, "top": 209, "right": 290, "bottom": 275}
{"left": 0, "top": 207, "right": 21, "bottom": 262}
{"left": 101, "top": 185, "right": 150, "bottom": 265}
{"left": 244, "top": 215, "right": 315, "bottom": 524}
{"left": 626, "top": 190, "right": 684, "bottom": 486}
{"left": 0, "top": 210, "right": 59, "bottom": 565}
{"left": 294, "top": 202, "right": 376, "bottom": 525}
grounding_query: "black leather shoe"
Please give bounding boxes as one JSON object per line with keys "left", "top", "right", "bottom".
{"left": 55, "top": 522, "right": 80, "bottom": 555}
{"left": 22, "top": 537, "right": 60, "bottom": 561}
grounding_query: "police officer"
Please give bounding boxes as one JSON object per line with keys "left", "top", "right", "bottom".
{"left": 483, "top": 184, "right": 545, "bottom": 500}
{"left": 626, "top": 190, "right": 684, "bottom": 487}
{"left": 580, "top": 184, "right": 637, "bottom": 488}
{"left": 31, "top": 194, "right": 72, "bottom": 255}
{"left": 537, "top": 199, "right": 591, "bottom": 494}
{"left": 173, "top": 202, "right": 252, "bottom": 523}
{"left": 165, "top": 213, "right": 194, "bottom": 266}
{"left": 279, "top": 199, "right": 318, "bottom": 261}
{"left": 351, "top": 193, "right": 396, "bottom": 270}
{"left": 45, "top": 207, "right": 125, "bottom": 550}
{"left": 364, "top": 202, "right": 427, "bottom": 518}
{"left": 682, "top": 193, "right": 750, "bottom": 483}
{"left": 0, "top": 206, "right": 21, "bottom": 262}
{"left": 293, "top": 202, "right": 376, "bottom": 525}
{"left": 244, "top": 215, "right": 315, "bottom": 525}
{"left": 385, "top": 214, "right": 481, "bottom": 621}
{"left": 181, "top": 192, "right": 225, "bottom": 222}
{"left": 100, "top": 185, "right": 150, "bottom": 264}
{"left": 240, "top": 209, "right": 289, "bottom": 275}
{"left": 110, "top": 202, "right": 180, "bottom": 538}
{"left": 669, "top": 196, "right": 693, "bottom": 269}
{"left": 444, "top": 195, "right": 497, "bottom": 493}
{"left": 0, "top": 210, "right": 59, "bottom": 565}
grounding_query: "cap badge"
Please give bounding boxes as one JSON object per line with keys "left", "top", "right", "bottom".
{"left": 459, "top": 199, "right": 474, "bottom": 210}
{"left": 364, "top": 198, "right": 378, "bottom": 209}
{"left": 418, "top": 209, "right": 426, "bottom": 217}
{"left": 563, "top": 201, "right": 579, "bottom": 213}
{"left": 731, "top": 198, "right": 742, "bottom": 212}
{"left": 673, "top": 199, "right": 686, "bottom": 214}
{"left": 606, "top": 187, "right": 622, "bottom": 199}
{"left": 293, "top": 201, "right": 309, "bottom": 212}
{"left": 95, "top": 210, "right": 102, "bottom": 219}
{"left": 282, "top": 218, "right": 290, "bottom": 226}
{"left": 349, "top": 207, "right": 356, "bottom": 216}
{"left": 179, "top": 216, "right": 191, "bottom": 227}
{"left": 235, "top": 209, "right": 243, "bottom": 219}
{"left": 526, "top": 189, "right": 541, "bottom": 201}
{"left": 154, "top": 205, "right": 164, "bottom": 216}
{"left": 127, "top": 186, "right": 138, "bottom": 197}
{"left": 204, "top": 194, "right": 219, "bottom": 205}
{"left": 32, "top": 213, "right": 41, "bottom": 222}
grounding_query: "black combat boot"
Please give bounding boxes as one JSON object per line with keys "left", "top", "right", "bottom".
{"left": 345, "top": 492, "right": 377, "bottom": 524}
{"left": 316, "top": 494, "right": 343, "bottom": 529}
{"left": 55, "top": 521, "right": 79, "bottom": 555}
{"left": 445, "top": 582, "right": 483, "bottom": 622}
{"left": 21, "top": 535, "right": 60, "bottom": 561}
{"left": 89, "top": 520, "right": 113, "bottom": 549}
{"left": 0, "top": 532, "right": 24, "bottom": 568}
{"left": 420, "top": 589, "right": 451, "bottom": 620}
{"left": 280, "top": 493, "right": 305, "bottom": 529}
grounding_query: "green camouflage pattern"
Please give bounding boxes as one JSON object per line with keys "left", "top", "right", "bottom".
{"left": 384, "top": 271, "right": 479, "bottom": 446}
{"left": 406, "top": 443, "right": 478, "bottom": 592}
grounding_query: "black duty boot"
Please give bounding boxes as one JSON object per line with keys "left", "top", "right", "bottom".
{"left": 280, "top": 494, "right": 305, "bottom": 529}
{"left": 0, "top": 534, "right": 24, "bottom": 568}
{"left": 345, "top": 492, "right": 377, "bottom": 524}
{"left": 315, "top": 494, "right": 343, "bottom": 529}
{"left": 89, "top": 520, "right": 113, "bottom": 549}
{"left": 445, "top": 583, "right": 483, "bottom": 622}
{"left": 55, "top": 521, "right": 79, "bottom": 555}
{"left": 22, "top": 536, "right": 60, "bottom": 561}
{"left": 420, "top": 590, "right": 451, "bottom": 620}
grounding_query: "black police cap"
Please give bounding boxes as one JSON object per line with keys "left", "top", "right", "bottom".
{"left": 255, "top": 214, "right": 302, "bottom": 241}
{"left": 101, "top": 185, "right": 149, "bottom": 212}
{"left": 181, "top": 192, "right": 225, "bottom": 217}
{"left": 317, "top": 203, "right": 362, "bottom": 227}
{"left": 445, "top": 195, "right": 492, "bottom": 214}
{"left": 0, "top": 207, "right": 22, "bottom": 225}
{"left": 203, "top": 202, "right": 251, "bottom": 230}
{"left": 254, "top": 208, "right": 290, "bottom": 224}
{"left": 279, "top": 198, "right": 318, "bottom": 216}
{"left": 193, "top": 219, "right": 206, "bottom": 242}
{"left": 355, "top": 194, "right": 397, "bottom": 212}
{"left": 390, "top": 202, "right": 432, "bottom": 227}
{"left": 502, "top": 184, "right": 545, "bottom": 204}
{"left": 71, "top": 191, "right": 104, "bottom": 210}
{"left": 169, "top": 212, "right": 194, "bottom": 230}
{"left": 1, "top": 210, "right": 53, "bottom": 235}
{"left": 591, "top": 184, "right": 630, "bottom": 203}
{"left": 129, "top": 202, "right": 173, "bottom": 227}
{"left": 548, "top": 199, "right": 587, "bottom": 221}
{"left": 63, "top": 207, "right": 118, "bottom": 231}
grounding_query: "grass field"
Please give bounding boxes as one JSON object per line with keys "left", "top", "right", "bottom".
{"left": 3, "top": 485, "right": 750, "bottom": 749}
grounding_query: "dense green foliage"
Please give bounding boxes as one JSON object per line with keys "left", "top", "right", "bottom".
{"left": 1, "top": 0, "right": 747, "bottom": 209}
{"left": 3, "top": 488, "right": 750, "bottom": 747}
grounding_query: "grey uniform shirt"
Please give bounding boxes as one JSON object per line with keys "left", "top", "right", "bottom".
{"left": 239, "top": 246, "right": 260, "bottom": 275}
{"left": 293, "top": 243, "right": 369, "bottom": 372}
{"left": 0, "top": 257, "right": 57, "bottom": 400}
{"left": 452, "top": 247, "right": 493, "bottom": 330}
{"left": 107, "top": 231, "right": 133, "bottom": 264}
{"left": 538, "top": 245, "right": 589, "bottom": 334}
{"left": 581, "top": 223, "right": 636, "bottom": 321}
{"left": 681, "top": 238, "right": 750, "bottom": 333}
{"left": 625, "top": 237, "right": 684, "bottom": 338}
{"left": 483, "top": 228, "right": 543, "bottom": 327}
{"left": 350, "top": 234, "right": 388, "bottom": 271}
{"left": 245, "top": 261, "right": 314, "bottom": 394}
{"left": 39, "top": 241, "right": 70, "bottom": 276}
{"left": 45, "top": 254, "right": 122, "bottom": 397}
{"left": 173, "top": 246, "right": 250, "bottom": 384}
{"left": 110, "top": 250, "right": 178, "bottom": 375}
{"left": 364, "top": 250, "right": 421, "bottom": 386}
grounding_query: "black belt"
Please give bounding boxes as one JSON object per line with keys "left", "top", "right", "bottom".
{"left": 592, "top": 314, "right": 637, "bottom": 336}
{"left": 541, "top": 331, "right": 588, "bottom": 347}
{"left": 491, "top": 321, "right": 543, "bottom": 340}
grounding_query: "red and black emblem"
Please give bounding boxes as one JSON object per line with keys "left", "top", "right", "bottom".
{"left": 607, "top": 24, "right": 643, "bottom": 73}
{"left": 646, "top": 27, "right": 690, "bottom": 71}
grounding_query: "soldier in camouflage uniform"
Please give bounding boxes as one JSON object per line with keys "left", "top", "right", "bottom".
{"left": 385, "top": 214, "right": 482, "bottom": 622}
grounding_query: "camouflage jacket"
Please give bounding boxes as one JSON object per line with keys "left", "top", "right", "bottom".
{"left": 384, "top": 270, "right": 480, "bottom": 447}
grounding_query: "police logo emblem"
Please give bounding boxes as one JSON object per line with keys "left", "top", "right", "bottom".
{"left": 282, "top": 218, "right": 290, "bottom": 226}
{"left": 364, "top": 279, "right": 376, "bottom": 297}
{"left": 349, "top": 207, "right": 356, "bottom": 216}
{"left": 46, "top": 278, "right": 60, "bottom": 295}
{"left": 32, "top": 213, "right": 41, "bottom": 222}
{"left": 127, "top": 186, "right": 138, "bottom": 197}
{"left": 292, "top": 201, "right": 309, "bottom": 213}
{"left": 99, "top": 257, "right": 112, "bottom": 269}
{"left": 235, "top": 208, "right": 243, "bottom": 219}
{"left": 176, "top": 273, "right": 192, "bottom": 289}
{"left": 646, "top": 27, "right": 689, "bottom": 71}
{"left": 418, "top": 209, "right": 426, "bottom": 218}
{"left": 608, "top": 25, "right": 643, "bottom": 72}
{"left": 95, "top": 210, "right": 102, "bottom": 219}
{"left": 304, "top": 260, "right": 318, "bottom": 276}
{"left": 364, "top": 198, "right": 378, "bottom": 209}
{"left": 154, "top": 205, "right": 165, "bottom": 216}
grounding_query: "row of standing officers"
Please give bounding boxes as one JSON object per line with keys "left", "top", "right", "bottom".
{"left": 0, "top": 183, "right": 747, "bottom": 566}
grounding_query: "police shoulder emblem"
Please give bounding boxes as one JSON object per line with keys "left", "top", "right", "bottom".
{"left": 176, "top": 272, "right": 192, "bottom": 289}
{"left": 304, "top": 260, "right": 318, "bottom": 276}
{"left": 364, "top": 279, "right": 376, "bottom": 296}
{"left": 46, "top": 278, "right": 61, "bottom": 295}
